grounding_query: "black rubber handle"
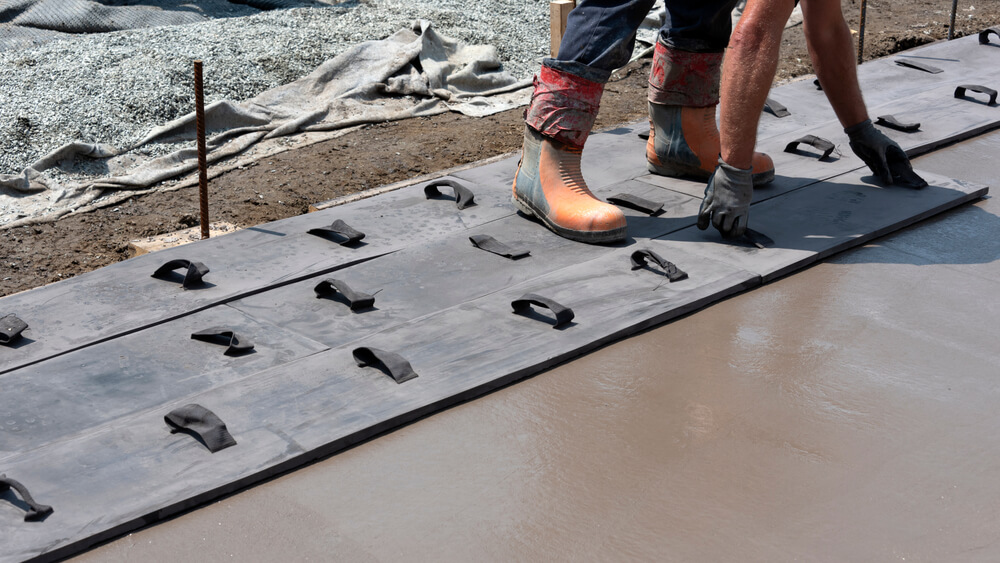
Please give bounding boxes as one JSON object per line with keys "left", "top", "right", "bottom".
{"left": 0, "top": 474, "right": 53, "bottom": 522}
{"left": 764, "top": 97, "right": 790, "bottom": 118}
{"left": 191, "top": 327, "right": 255, "bottom": 355}
{"left": 0, "top": 314, "right": 28, "bottom": 345}
{"left": 307, "top": 219, "right": 366, "bottom": 245}
{"left": 743, "top": 228, "right": 775, "bottom": 249}
{"left": 979, "top": 27, "right": 999, "bottom": 45}
{"left": 353, "top": 347, "right": 418, "bottom": 383}
{"left": 607, "top": 193, "right": 664, "bottom": 215}
{"left": 955, "top": 84, "right": 998, "bottom": 105}
{"left": 894, "top": 58, "right": 943, "bottom": 74}
{"left": 511, "top": 293, "right": 575, "bottom": 328}
{"left": 469, "top": 234, "right": 530, "bottom": 259}
{"left": 151, "top": 259, "right": 209, "bottom": 288}
{"left": 314, "top": 278, "right": 376, "bottom": 311}
{"left": 875, "top": 115, "right": 921, "bottom": 133}
{"left": 784, "top": 135, "right": 835, "bottom": 160}
{"left": 630, "top": 250, "right": 688, "bottom": 282}
{"left": 424, "top": 179, "right": 475, "bottom": 210}
{"left": 164, "top": 404, "right": 237, "bottom": 453}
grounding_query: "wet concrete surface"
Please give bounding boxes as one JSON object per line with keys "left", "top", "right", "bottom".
{"left": 75, "top": 131, "right": 1000, "bottom": 562}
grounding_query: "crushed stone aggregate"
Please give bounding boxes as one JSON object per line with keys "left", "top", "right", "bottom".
{"left": 0, "top": 1, "right": 552, "bottom": 176}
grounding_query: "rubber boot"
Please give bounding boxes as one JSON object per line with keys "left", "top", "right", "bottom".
{"left": 514, "top": 65, "right": 626, "bottom": 243}
{"left": 646, "top": 41, "right": 774, "bottom": 186}
{"left": 513, "top": 126, "right": 627, "bottom": 243}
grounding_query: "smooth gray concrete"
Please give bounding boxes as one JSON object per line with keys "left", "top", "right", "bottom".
{"left": 71, "top": 132, "right": 1000, "bottom": 562}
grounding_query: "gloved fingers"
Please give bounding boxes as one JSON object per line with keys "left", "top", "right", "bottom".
{"left": 712, "top": 210, "right": 730, "bottom": 234}
{"left": 730, "top": 214, "right": 748, "bottom": 239}
{"left": 870, "top": 148, "right": 892, "bottom": 184}
{"left": 889, "top": 159, "right": 928, "bottom": 189}
{"left": 885, "top": 145, "right": 928, "bottom": 189}
{"left": 697, "top": 196, "right": 713, "bottom": 231}
{"left": 851, "top": 141, "right": 891, "bottom": 184}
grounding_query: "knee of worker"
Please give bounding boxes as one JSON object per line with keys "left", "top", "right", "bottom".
{"left": 555, "top": 0, "right": 656, "bottom": 75}
{"left": 659, "top": 0, "right": 739, "bottom": 53}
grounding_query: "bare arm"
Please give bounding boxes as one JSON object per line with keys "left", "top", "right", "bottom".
{"left": 800, "top": 0, "right": 868, "bottom": 128}
{"left": 719, "top": 0, "right": 795, "bottom": 170}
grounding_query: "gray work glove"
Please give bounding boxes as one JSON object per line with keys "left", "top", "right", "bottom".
{"left": 697, "top": 158, "right": 753, "bottom": 239}
{"left": 845, "top": 119, "right": 928, "bottom": 188}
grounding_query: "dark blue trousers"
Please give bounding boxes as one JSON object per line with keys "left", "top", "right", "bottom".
{"left": 548, "top": 0, "right": 740, "bottom": 83}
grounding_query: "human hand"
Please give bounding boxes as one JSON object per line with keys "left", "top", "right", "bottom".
{"left": 697, "top": 158, "right": 753, "bottom": 238}
{"left": 845, "top": 119, "right": 928, "bottom": 188}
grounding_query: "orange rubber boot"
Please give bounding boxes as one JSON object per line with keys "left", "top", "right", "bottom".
{"left": 646, "top": 41, "right": 774, "bottom": 186}
{"left": 513, "top": 126, "right": 626, "bottom": 243}
{"left": 646, "top": 103, "right": 775, "bottom": 186}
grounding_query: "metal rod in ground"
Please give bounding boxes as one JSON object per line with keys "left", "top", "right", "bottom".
{"left": 194, "top": 60, "right": 210, "bottom": 240}
{"left": 857, "top": 0, "right": 868, "bottom": 64}
{"left": 949, "top": 0, "right": 959, "bottom": 40}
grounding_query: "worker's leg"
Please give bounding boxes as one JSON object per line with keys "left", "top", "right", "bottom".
{"left": 515, "top": 0, "right": 653, "bottom": 243}
{"left": 646, "top": 0, "right": 775, "bottom": 185}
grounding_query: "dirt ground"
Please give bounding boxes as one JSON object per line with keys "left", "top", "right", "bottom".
{"left": 3, "top": 1, "right": 999, "bottom": 297}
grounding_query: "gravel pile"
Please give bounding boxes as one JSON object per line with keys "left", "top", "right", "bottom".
{"left": 0, "top": 1, "right": 551, "bottom": 176}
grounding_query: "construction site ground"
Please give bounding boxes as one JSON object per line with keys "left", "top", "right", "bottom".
{"left": 3, "top": 1, "right": 1000, "bottom": 297}
{"left": 3, "top": 4, "right": 1000, "bottom": 561}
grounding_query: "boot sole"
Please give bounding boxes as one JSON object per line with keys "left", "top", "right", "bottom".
{"left": 512, "top": 193, "right": 627, "bottom": 244}
{"left": 647, "top": 160, "right": 775, "bottom": 187}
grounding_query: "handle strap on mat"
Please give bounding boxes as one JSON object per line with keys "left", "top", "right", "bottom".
{"left": 314, "top": 279, "right": 376, "bottom": 310}
{"left": 151, "top": 259, "right": 209, "bottom": 288}
{"left": 955, "top": 84, "right": 998, "bottom": 105}
{"left": 307, "top": 219, "right": 366, "bottom": 245}
{"left": 875, "top": 115, "right": 921, "bottom": 133}
{"left": 764, "top": 97, "right": 790, "bottom": 118}
{"left": 191, "top": 327, "right": 255, "bottom": 355}
{"left": 979, "top": 27, "right": 999, "bottom": 44}
{"left": 894, "top": 59, "right": 943, "bottom": 74}
{"left": 353, "top": 347, "right": 418, "bottom": 383}
{"left": 607, "top": 193, "right": 664, "bottom": 215}
{"left": 164, "top": 404, "right": 237, "bottom": 453}
{"left": 511, "top": 293, "right": 575, "bottom": 328}
{"left": 469, "top": 234, "right": 530, "bottom": 259}
{"left": 0, "top": 314, "right": 28, "bottom": 345}
{"left": 784, "top": 135, "right": 835, "bottom": 160}
{"left": 0, "top": 474, "right": 53, "bottom": 522}
{"left": 630, "top": 250, "right": 688, "bottom": 282}
{"left": 424, "top": 179, "right": 475, "bottom": 210}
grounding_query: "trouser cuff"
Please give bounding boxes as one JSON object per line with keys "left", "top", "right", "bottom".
{"left": 524, "top": 64, "right": 604, "bottom": 148}
{"left": 647, "top": 39, "right": 723, "bottom": 107}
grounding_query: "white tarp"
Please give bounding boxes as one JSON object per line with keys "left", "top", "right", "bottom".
{"left": 0, "top": 20, "right": 531, "bottom": 227}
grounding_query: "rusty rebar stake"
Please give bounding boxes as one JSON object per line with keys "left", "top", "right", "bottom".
{"left": 857, "top": 0, "right": 868, "bottom": 64}
{"left": 194, "top": 60, "right": 210, "bottom": 240}
{"left": 948, "top": 0, "right": 958, "bottom": 40}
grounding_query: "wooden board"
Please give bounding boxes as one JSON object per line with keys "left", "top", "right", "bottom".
{"left": 550, "top": 0, "right": 576, "bottom": 58}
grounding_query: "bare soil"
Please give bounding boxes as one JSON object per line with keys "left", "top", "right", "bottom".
{"left": 3, "top": 2, "right": 999, "bottom": 297}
